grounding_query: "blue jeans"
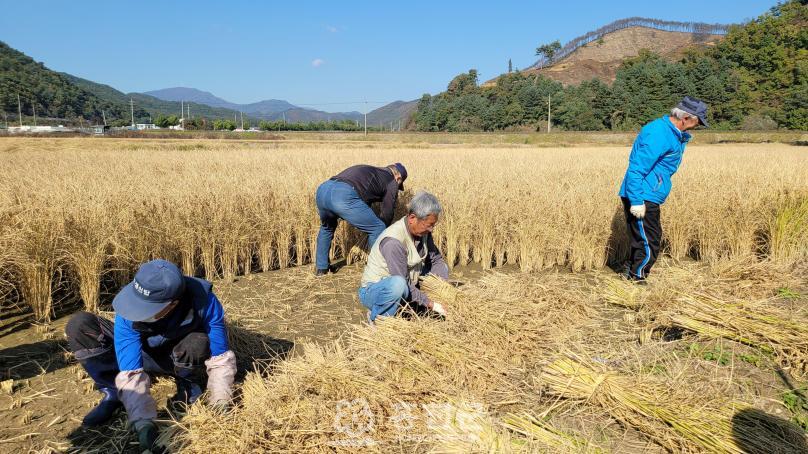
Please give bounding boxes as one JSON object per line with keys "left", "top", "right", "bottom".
{"left": 358, "top": 276, "right": 409, "bottom": 321}
{"left": 315, "top": 179, "right": 386, "bottom": 271}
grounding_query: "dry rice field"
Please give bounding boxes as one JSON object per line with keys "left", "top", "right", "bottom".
{"left": 0, "top": 136, "right": 806, "bottom": 453}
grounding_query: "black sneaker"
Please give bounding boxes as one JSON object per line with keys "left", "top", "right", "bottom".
{"left": 82, "top": 387, "right": 122, "bottom": 426}
{"left": 621, "top": 270, "right": 648, "bottom": 286}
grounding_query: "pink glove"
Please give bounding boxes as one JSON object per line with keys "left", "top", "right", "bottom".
{"left": 205, "top": 350, "right": 237, "bottom": 405}
{"left": 115, "top": 369, "right": 157, "bottom": 423}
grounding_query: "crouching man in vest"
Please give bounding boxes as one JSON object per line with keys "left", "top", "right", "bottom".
{"left": 65, "top": 259, "right": 237, "bottom": 452}
{"left": 359, "top": 191, "right": 449, "bottom": 321}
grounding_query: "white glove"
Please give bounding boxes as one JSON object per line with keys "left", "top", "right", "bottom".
{"left": 431, "top": 302, "right": 447, "bottom": 316}
{"left": 205, "top": 350, "right": 237, "bottom": 406}
{"left": 629, "top": 204, "right": 646, "bottom": 219}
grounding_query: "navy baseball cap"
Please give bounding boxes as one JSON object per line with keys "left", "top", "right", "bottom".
{"left": 392, "top": 162, "right": 407, "bottom": 190}
{"left": 677, "top": 96, "right": 709, "bottom": 127}
{"left": 112, "top": 259, "right": 186, "bottom": 322}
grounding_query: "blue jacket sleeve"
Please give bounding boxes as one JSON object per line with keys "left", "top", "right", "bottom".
{"left": 114, "top": 315, "right": 144, "bottom": 371}
{"left": 202, "top": 292, "right": 230, "bottom": 356}
{"left": 625, "top": 127, "right": 667, "bottom": 206}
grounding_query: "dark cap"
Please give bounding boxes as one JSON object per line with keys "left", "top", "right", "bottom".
{"left": 112, "top": 259, "right": 186, "bottom": 322}
{"left": 392, "top": 162, "right": 407, "bottom": 191}
{"left": 676, "top": 96, "right": 709, "bottom": 127}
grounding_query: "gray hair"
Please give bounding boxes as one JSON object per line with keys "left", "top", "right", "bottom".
{"left": 408, "top": 191, "right": 442, "bottom": 219}
{"left": 671, "top": 107, "right": 697, "bottom": 121}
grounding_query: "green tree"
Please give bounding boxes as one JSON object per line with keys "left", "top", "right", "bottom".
{"left": 535, "top": 40, "right": 562, "bottom": 68}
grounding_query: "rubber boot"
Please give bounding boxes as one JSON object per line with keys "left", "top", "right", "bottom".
{"left": 82, "top": 387, "right": 123, "bottom": 426}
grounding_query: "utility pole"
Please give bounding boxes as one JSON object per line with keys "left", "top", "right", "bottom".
{"left": 547, "top": 93, "right": 551, "bottom": 133}
{"left": 102, "top": 110, "right": 107, "bottom": 126}
{"left": 282, "top": 111, "right": 286, "bottom": 124}
{"left": 187, "top": 103, "right": 190, "bottom": 119}
{"left": 181, "top": 100, "right": 184, "bottom": 119}
{"left": 364, "top": 101, "right": 367, "bottom": 135}
{"left": 130, "top": 98, "right": 135, "bottom": 127}
{"left": 240, "top": 111, "right": 244, "bottom": 130}
{"left": 17, "top": 93, "right": 23, "bottom": 127}
{"left": 3, "top": 111, "right": 8, "bottom": 129}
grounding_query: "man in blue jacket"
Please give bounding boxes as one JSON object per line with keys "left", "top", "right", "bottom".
{"left": 618, "top": 96, "right": 709, "bottom": 282}
{"left": 65, "top": 259, "right": 237, "bottom": 452}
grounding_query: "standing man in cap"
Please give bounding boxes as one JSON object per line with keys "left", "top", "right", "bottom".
{"left": 315, "top": 163, "right": 407, "bottom": 275}
{"left": 618, "top": 96, "right": 709, "bottom": 282}
{"left": 359, "top": 190, "right": 449, "bottom": 321}
{"left": 65, "top": 259, "right": 237, "bottom": 452}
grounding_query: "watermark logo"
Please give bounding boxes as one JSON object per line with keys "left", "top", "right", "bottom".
{"left": 329, "top": 399, "right": 486, "bottom": 446}
{"left": 330, "top": 398, "right": 376, "bottom": 447}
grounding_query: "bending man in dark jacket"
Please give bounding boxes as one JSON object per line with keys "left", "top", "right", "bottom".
{"left": 315, "top": 163, "right": 407, "bottom": 275}
{"left": 65, "top": 259, "right": 236, "bottom": 452}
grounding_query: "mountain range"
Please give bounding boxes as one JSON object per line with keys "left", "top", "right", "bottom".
{"left": 142, "top": 87, "right": 416, "bottom": 126}
{"left": 0, "top": 40, "right": 415, "bottom": 127}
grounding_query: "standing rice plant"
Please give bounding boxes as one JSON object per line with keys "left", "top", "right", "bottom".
{"left": 0, "top": 138, "right": 806, "bottom": 318}
{"left": 10, "top": 215, "right": 67, "bottom": 321}
{"left": 768, "top": 193, "right": 808, "bottom": 264}
{"left": 64, "top": 207, "right": 117, "bottom": 313}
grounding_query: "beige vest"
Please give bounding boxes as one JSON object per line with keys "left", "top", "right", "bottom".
{"left": 360, "top": 217, "right": 427, "bottom": 288}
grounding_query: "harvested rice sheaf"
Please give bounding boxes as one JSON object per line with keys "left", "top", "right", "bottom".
{"left": 171, "top": 271, "right": 595, "bottom": 452}
{"left": 661, "top": 292, "right": 808, "bottom": 377}
{"left": 539, "top": 354, "right": 807, "bottom": 453}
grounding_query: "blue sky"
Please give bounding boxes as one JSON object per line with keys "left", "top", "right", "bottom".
{"left": 1, "top": 1, "right": 774, "bottom": 112}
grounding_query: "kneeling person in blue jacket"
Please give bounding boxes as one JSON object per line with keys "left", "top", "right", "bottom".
{"left": 618, "top": 96, "right": 709, "bottom": 281}
{"left": 65, "top": 259, "right": 237, "bottom": 452}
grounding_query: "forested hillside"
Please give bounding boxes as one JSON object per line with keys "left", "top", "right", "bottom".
{"left": 414, "top": 1, "right": 806, "bottom": 131}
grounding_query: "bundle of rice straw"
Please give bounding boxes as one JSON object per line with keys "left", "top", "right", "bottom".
{"left": 171, "top": 272, "right": 595, "bottom": 452}
{"left": 662, "top": 292, "right": 808, "bottom": 377}
{"left": 539, "top": 353, "right": 806, "bottom": 453}
{"left": 502, "top": 413, "right": 606, "bottom": 454}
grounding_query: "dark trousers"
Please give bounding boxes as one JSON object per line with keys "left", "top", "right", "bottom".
{"left": 65, "top": 311, "right": 210, "bottom": 390}
{"left": 621, "top": 198, "right": 662, "bottom": 280}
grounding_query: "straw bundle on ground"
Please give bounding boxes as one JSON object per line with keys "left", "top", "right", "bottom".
{"left": 501, "top": 413, "right": 607, "bottom": 454}
{"left": 169, "top": 272, "right": 594, "bottom": 452}
{"left": 600, "top": 259, "right": 808, "bottom": 378}
{"left": 539, "top": 354, "right": 806, "bottom": 453}
{"left": 660, "top": 292, "right": 808, "bottom": 377}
